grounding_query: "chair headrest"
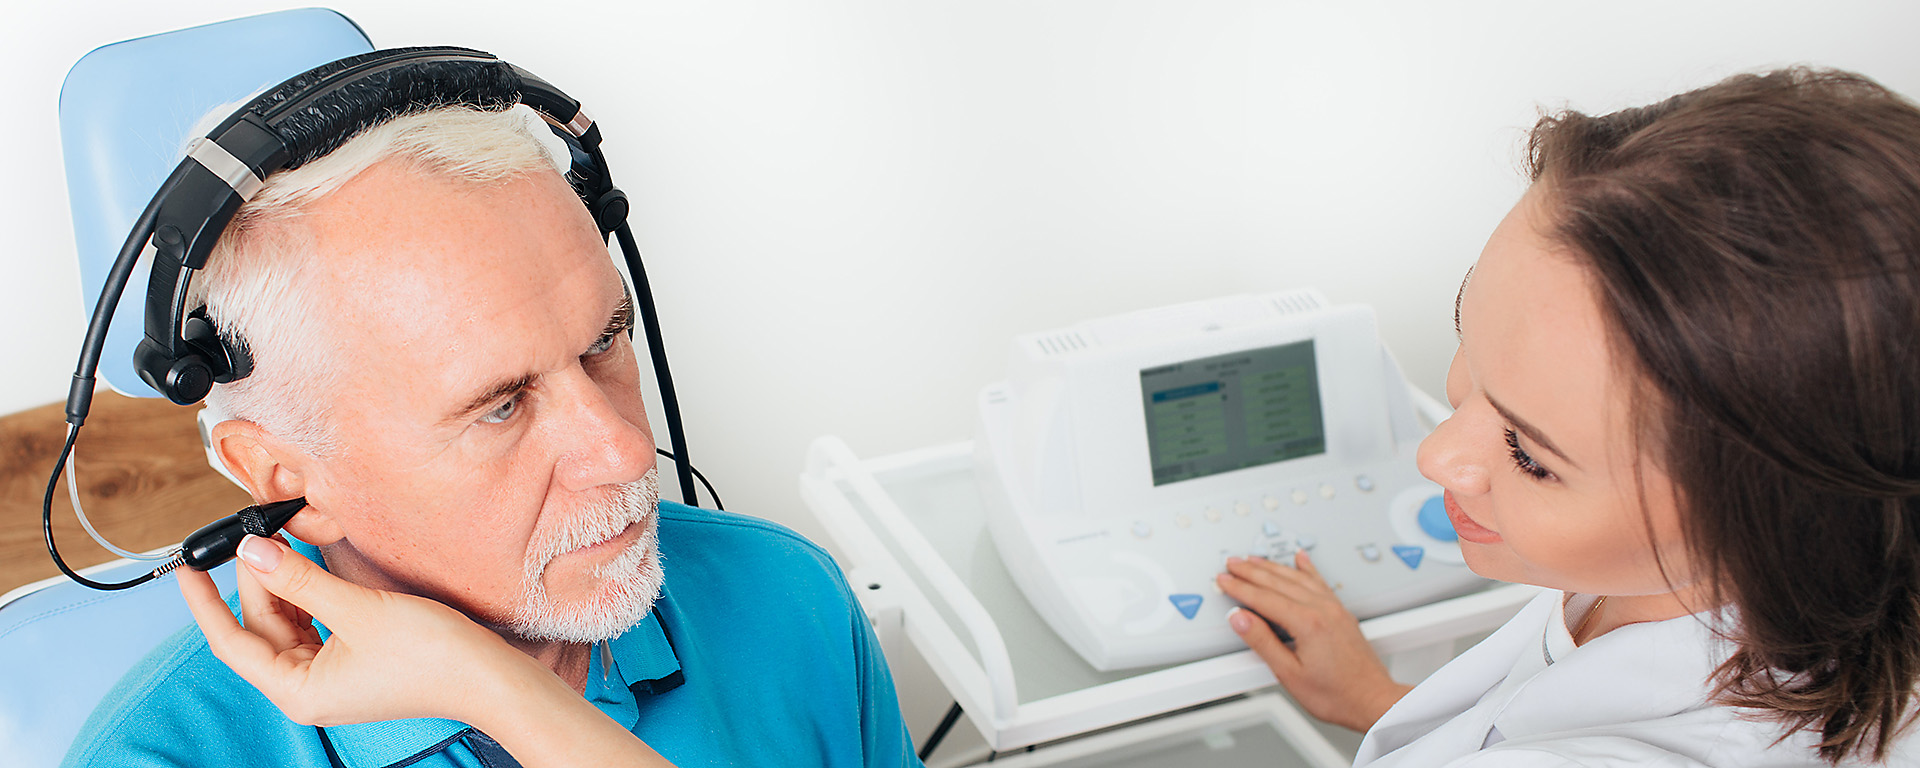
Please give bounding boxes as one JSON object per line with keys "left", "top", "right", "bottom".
{"left": 60, "top": 8, "right": 374, "bottom": 398}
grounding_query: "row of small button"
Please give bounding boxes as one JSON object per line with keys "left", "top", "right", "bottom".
{"left": 1131, "top": 475, "right": 1380, "bottom": 538}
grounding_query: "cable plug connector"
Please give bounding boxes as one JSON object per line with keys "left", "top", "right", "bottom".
{"left": 181, "top": 497, "right": 308, "bottom": 571}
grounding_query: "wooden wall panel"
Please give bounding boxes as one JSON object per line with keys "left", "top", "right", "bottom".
{"left": 0, "top": 392, "right": 251, "bottom": 595}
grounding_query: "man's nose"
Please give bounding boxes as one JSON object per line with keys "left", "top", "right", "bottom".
{"left": 1416, "top": 406, "right": 1492, "bottom": 497}
{"left": 548, "top": 372, "right": 656, "bottom": 492}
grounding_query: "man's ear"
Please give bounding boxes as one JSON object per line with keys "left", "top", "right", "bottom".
{"left": 209, "top": 419, "right": 346, "bottom": 546}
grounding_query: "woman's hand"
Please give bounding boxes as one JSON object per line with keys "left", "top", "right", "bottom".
{"left": 179, "top": 534, "right": 674, "bottom": 768}
{"left": 1216, "top": 551, "right": 1412, "bottom": 733}
{"left": 177, "top": 534, "right": 537, "bottom": 727}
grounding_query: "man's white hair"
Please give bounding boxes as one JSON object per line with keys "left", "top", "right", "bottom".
{"left": 191, "top": 104, "right": 571, "bottom": 455}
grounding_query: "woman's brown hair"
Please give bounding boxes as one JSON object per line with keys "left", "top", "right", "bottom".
{"left": 1526, "top": 68, "right": 1920, "bottom": 763}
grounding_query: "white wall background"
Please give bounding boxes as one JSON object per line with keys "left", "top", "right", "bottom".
{"left": 6, "top": 0, "right": 1920, "bottom": 759}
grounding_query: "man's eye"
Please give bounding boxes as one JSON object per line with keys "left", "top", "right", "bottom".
{"left": 479, "top": 396, "right": 518, "bottom": 425}
{"left": 585, "top": 333, "right": 616, "bottom": 357}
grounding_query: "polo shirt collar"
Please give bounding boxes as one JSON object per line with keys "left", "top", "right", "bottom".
{"left": 284, "top": 538, "right": 685, "bottom": 768}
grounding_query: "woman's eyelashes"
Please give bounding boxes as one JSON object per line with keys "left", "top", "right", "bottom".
{"left": 1504, "top": 428, "right": 1554, "bottom": 480}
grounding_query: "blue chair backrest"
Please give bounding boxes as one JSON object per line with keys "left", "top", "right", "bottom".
{"left": 60, "top": 7, "right": 373, "bottom": 399}
{"left": 10, "top": 9, "right": 374, "bottom": 765}
{"left": 0, "top": 561, "right": 240, "bottom": 767}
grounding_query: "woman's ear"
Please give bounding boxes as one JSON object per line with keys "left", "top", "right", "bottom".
{"left": 209, "top": 419, "right": 346, "bottom": 546}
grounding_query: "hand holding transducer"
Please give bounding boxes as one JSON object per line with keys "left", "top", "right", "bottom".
{"left": 178, "top": 534, "right": 676, "bottom": 768}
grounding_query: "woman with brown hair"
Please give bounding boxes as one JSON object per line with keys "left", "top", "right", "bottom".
{"left": 1220, "top": 67, "right": 1920, "bottom": 766}
{"left": 190, "top": 67, "right": 1919, "bottom": 766}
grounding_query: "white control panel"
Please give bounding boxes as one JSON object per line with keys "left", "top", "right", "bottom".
{"left": 976, "top": 291, "right": 1484, "bottom": 671}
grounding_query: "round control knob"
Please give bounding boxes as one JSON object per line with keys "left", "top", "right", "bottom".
{"left": 1132, "top": 521, "right": 1153, "bottom": 539}
{"left": 1417, "top": 495, "right": 1458, "bottom": 542}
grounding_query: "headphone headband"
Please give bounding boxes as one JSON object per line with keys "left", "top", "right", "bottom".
{"left": 231, "top": 47, "right": 561, "bottom": 170}
{"left": 123, "top": 47, "right": 615, "bottom": 406}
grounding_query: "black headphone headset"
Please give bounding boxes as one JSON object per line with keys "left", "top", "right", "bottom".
{"left": 49, "top": 46, "right": 717, "bottom": 591}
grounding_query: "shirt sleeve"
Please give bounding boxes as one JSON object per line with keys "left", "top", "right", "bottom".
{"left": 846, "top": 583, "right": 921, "bottom": 767}
{"left": 61, "top": 629, "right": 330, "bottom": 768}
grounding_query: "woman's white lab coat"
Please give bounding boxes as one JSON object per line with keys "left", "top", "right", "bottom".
{"left": 1352, "top": 590, "right": 1914, "bottom": 767}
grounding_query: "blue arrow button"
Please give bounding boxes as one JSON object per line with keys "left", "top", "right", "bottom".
{"left": 1169, "top": 593, "right": 1204, "bottom": 620}
{"left": 1392, "top": 545, "right": 1425, "bottom": 570}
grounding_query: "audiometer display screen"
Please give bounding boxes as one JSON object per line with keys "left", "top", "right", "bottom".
{"left": 1140, "top": 340, "right": 1325, "bottom": 486}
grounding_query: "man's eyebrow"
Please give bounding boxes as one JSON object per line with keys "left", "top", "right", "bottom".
{"left": 1454, "top": 266, "right": 1474, "bottom": 340}
{"left": 1487, "top": 394, "right": 1580, "bottom": 470}
{"left": 445, "top": 373, "right": 536, "bottom": 425}
{"left": 443, "top": 295, "right": 633, "bottom": 426}
{"left": 599, "top": 293, "right": 635, "bottom": 345}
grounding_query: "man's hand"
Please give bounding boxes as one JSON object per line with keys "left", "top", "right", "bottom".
{"left": 1216, "top": 551, "right": 1413, "bottom": 733}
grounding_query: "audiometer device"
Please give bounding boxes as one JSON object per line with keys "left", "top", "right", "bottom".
{"left": 975, "top": 290, "right": 1486, "bottom": 671}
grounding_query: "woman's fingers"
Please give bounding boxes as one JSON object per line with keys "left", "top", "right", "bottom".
{"left": 268, "top": 534, "right": 314, "bottom": 629}
{"left": 178, "top": 565, "right": 285, "bottom": 685}
{"left": 235, "top": 534, "right": 374, "bottom": 633}
{"left": 1222, "top": 556, "right": 1322, "bottom": 606}
{"left": 1293, "top": 549, "right": 1326, "bottom": 581}
{"left": 228, "top": 535, "right": 546, "bottom": 728}
{"left": 1230, "top": 553, "right": 1331, "bottom": 594}
{"left": 177, "top": 562, "right": 229, "bottom": 628}
{"left": 236, "top": 561, "right": 312, "bottom": 650}
{"left": 1227, "top": 606, "right": 1302, "bottom": 676}
{"left": 1217, "top": 570, "right": 1315, "bottom": 635}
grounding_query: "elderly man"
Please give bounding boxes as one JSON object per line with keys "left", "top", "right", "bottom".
{"left": 62, "top": 104, "right": 917, "bottom": 767}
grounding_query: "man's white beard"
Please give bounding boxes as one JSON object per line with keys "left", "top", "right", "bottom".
{"left": 506, "top": 468, "right": 664, "bottom": 644}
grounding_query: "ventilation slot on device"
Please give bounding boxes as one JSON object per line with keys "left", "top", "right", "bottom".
{"left": 1033, "top": 332, "right": 1090, "bottom": 357}
{"left": 1270, "top": 291, "right": 1327, "bottom": 316}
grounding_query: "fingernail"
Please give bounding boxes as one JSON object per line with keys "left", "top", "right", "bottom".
{"left": 1228, "top": 607, "right": 1252, "bottom": 633}
{"left": 238, "top": 534, "right": 284, "bottom": 572}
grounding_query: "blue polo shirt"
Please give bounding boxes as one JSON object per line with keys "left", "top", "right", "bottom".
{"left": 62, "top": 502, "right": 921, "bottom": 768}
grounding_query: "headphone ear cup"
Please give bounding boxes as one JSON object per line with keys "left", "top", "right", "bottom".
{"left": 592, "top": 189, "right": 629, "bottom": 234}
{"left": 132, "top": 336, "right": 201, "bottom": 405}
{"left": 183, "top": 315, "right": 253, "bottom": 384}
{"left": 165, "top": 357, "right": 216, "bottom": 405}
